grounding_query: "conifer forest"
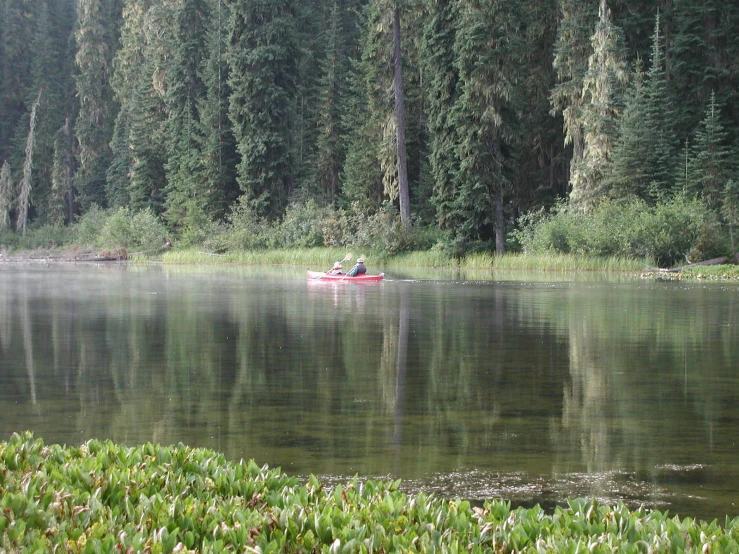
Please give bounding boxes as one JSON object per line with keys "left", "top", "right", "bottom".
{"left": 1, "top": 0, "right": 738, "bottom": 258}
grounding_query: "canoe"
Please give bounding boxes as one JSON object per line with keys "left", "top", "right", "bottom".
{"left": 307, "top": 270, "right": 384, "bottom": 282}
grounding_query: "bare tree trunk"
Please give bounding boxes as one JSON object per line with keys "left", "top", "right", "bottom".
{"left": 393, "top": 6, "right": 410, "bottom": 229}
{"left": 64, "top": 117, "right": 76, "bottom": 224}
{"left": 493, "top": 139, "right": 506, "bottom": 255}
{"left": 18, "top": 92, "right": 41, "bottom": 235}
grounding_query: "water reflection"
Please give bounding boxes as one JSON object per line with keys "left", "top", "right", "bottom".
{"left": 0, "top": 264, "right": 738, "bottom": 521}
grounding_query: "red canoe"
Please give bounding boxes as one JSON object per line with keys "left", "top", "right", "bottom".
{"left": 307, "top": 270, "right": 384, "bottom": 282}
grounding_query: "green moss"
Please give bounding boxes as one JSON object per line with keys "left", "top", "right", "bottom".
{"left": 2, "top": 432, "right": 738, "bottom": 552}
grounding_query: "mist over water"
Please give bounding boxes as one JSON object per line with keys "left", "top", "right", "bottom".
{"left": 1, "top": 263, "right": 738, "bottom": 522}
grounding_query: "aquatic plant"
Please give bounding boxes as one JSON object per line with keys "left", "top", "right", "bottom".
{"left": 2, "top": 433, "right": 739, "bottom": 552}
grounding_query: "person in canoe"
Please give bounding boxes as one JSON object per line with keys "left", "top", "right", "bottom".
{"left": 346, "top": 257, "right": 366, "bottom": 277}
{"left": 327, "top": 261, "right": 344, "bottom": 275}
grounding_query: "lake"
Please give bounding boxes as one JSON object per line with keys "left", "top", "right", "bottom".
{"left": 1, "top": 263, "right": 738, "bottom": 522}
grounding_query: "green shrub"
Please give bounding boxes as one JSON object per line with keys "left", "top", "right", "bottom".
{"left": 223, "top": 197, "right": 271, "bottom": 250}
{"left": 98, "top": 207, "right": 168, "bottom": 251}
{"left": 73, "top": 205, "right": 108, "bottom": 248}
{"left": 276, "top": 199, "right": 335, "bottom": 248}
{"left": 515, "top": 197, "right": 723, "bottom": 267}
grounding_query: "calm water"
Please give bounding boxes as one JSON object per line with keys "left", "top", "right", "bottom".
{"left": 1, "top": 263, "right": 738, "bottom": 522}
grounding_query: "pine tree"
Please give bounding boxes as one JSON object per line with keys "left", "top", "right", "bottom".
{"left": 226, "top": 0, "right": 299, "bottom": 220}
{"left": 570, "top": 0, "right": 628, "bottom": 211}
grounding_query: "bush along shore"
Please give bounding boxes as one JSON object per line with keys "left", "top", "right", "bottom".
{"left": 2, "top": 433, "right": 739, "bottom": 553}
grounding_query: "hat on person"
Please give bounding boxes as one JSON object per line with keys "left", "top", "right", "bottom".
{"left": 333, "top": 261, "right": 343, "bottom": 269}
{"left": 357, "top": 257, "right": 365, "bottom": 263}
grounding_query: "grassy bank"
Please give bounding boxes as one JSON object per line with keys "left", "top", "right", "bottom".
{"left": 155, "top": 247, "right": 650, "bottom": 273}
{"left": 2, "top": 433, "right": 738, "bottom": 552}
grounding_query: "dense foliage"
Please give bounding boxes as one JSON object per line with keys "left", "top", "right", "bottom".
{"left": 2, "top": 433, "right": 739, "bottom": 552}
{"left": 1, "top": 0, "right": 738, "bottom": 260}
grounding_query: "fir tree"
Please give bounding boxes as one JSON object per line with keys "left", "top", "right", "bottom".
{"left": 550, "top": 0, "right": 598, "bottom": 190}
{"left": 641, "top": 13, "right": 676, "bottom": 197}
{"left": 570, "top": 0, "right": 628, "bottom": 211}
{"left": 687, "top": 92, "right": 736, "bottom": 211}
{"left": 422, "top": 0, "right": 461, "bottom": 232}
{"left": 163, "top": 0, "right": 211, "bottom": 231}
{"left": 451, "top": 0, "right": 522, "bottom": 253}
{"left": 75, "top": 0, "right": 118, "bottom": 209}
{"left": 0, "top": 0, "right": 34, "bottom": 164}
{"left": 313, "top": 0, "right": 350, "bottom": 203}
{"left": 226, "top": 0, "right": 299, "bottom": 220}
{"left": 606, "top": 59, "right": 649, "bottom": 199}
{"left": 196, "top": 0, "right": 238, "bottom": 221}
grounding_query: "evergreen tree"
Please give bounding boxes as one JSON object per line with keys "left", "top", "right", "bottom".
{"left": 570, "top": 0, "right": 628, "bottom": 211}
{"left": 550, "top": 0, "right": 598, "bottom": 190}
{"left": 17, "top": 92, "right": 40, "bottom": 235}
{"left": 640, "top": 13, "right": 676, "bottom": 197}
{"left": 226, "top": 0, "right": 299, "bottom": 220}
{"left": 0, "top": 0, "right": 34, "bottom": 164}
{"left": 74, "top": 0, "right": 119, "bottom": 209}
{"left": 451, "top": 0, "right": 522, "bottom": 253}
{"left": 687, "top": 92, "right": 736, "bottom": 211}
{"left": 108, "top": 0, "right": 149, "bottom": 208}
{"left": 609, "top": 15, "right": 676, "bottom": 200}
{"left": 313, "top": 0, "right": 350, "bottom": 203}
{"left": 196, "top": 0, "right": 238, "bottom": 221}
{"left": 127, "top": 55, "right": 168, "bottom": 212}
{"left": 669, "top": 0, "right": 739, "bottom": 142}
{"left": 163, "top": 0, "right": 211, "bottom": 230}
{"left": 606, "top": 60, "right": 649, "bottom": 199}
{"left": 422, "top": 0, "right": 461, "bottom": 231}
{"left": 51, "top": 117, "right": 76, "bottom": 225}
{"left": 511, "top": 0, "right": 564, "bottom": 210}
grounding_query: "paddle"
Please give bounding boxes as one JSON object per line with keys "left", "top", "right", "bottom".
{"left": 316, "top": 253, "right": 353, "bottom": 279}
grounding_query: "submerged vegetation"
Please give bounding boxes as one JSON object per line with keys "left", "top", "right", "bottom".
{"left": 2, "top": 433, "right": 739, "bottom": 552}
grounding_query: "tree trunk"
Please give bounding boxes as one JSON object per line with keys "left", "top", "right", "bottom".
{"left": 64, "top": 117, "right": 76, "bottom": 224}
{"left": 493, "top": 139, "right": 505, "bottom": 255}
{"left": 393, "top": 6, "right": 410, "bottom": 229}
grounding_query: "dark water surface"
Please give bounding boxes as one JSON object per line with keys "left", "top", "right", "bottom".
{"left": 1, "top": 263, "right": 738, "bottom": 522}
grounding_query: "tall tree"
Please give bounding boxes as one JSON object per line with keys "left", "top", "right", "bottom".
{"left": 570, "top": 0, "right": 628, "bottom": 211}
{"left": 451, "top": 0, "right": 522, "bottom": 254}
{"left": 74, "top": 0, "right": 119, "bottom": 209}
{"left": 17, "top": 92, "right": 40, "bottom": 235}
{"left": 226, "top": 0, "right": 298, "bottom": 220}
{"left": 609, "top": 15, "right": 676, "bottom": 200}
{"left": 550, "top": 0, "right": 598, "bottom": 191}
{"left": 163, "top": 0, "right": 211, "bottom": 230}
{"left": 0, "top": 0, "right": 34, "bottom": 164}
{"left": 197, "top": 0, "right": 238, "bottom": 221}
{"left": 391, "top": 2, "right": 411, "bottom": 228}
{"left": 313, "top": 0, "right": 350, "bottom": 203}
{"left": 686, "top": 92, "right": 737, "bottom": 211}
{"left": 422, "top": 0, "right": 461, "bottom": 232}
